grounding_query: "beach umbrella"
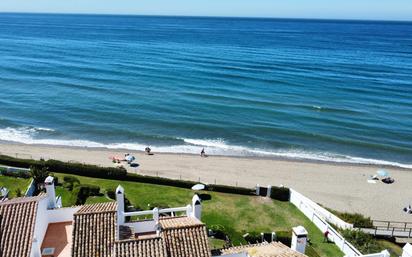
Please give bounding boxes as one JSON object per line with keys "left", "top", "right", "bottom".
{"left": 125, "top": 155, "right": 135, "bottom": 163}
{"left": 377, "top": 169, "right": 389, "bottom": 177}
{"left": 191, "top": 184, "right": 205, "bottom": 191}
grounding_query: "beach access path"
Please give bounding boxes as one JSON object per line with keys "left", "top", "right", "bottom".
{"left": 1, "top": 143, "right": 411, "bottom": 222}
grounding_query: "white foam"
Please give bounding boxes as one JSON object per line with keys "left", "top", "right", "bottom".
{"left": 0, "top": 127, "right": 411, "bottom": 169}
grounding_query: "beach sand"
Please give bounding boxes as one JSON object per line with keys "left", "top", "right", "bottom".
{"left": 0, "top": 142, "right": 411, "bottom": 222}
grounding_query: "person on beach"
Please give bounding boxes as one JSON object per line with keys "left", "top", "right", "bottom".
{"left": 145, "top": 147, "right": 152, "bottom": 155}
{"left": 200, "top": 148, "right": 206, "bottom": 157}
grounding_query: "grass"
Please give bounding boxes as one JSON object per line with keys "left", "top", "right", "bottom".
{"left": 53, "top": 173, "right": 342, "bottom": 257}
{"left": 376, "top": 240, "right": 403, "bottom": 257}
{"left": 0, "top": 175, "right": 31, "bottom": 198}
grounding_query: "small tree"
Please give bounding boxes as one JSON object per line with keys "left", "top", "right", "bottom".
{"left": 15, "top": 188, "right": 22, "bottom": 197}
{"left": 29, "top": 165, "right": 50, "bottom": 190}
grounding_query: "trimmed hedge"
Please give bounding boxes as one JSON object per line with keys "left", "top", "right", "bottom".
{"left": 72, "top": 184, "right": 100, "bottom": 205}
{"left": 326, "top": 208, "right": 373, "bottom": 228}
{"left": 0, "top": 155, "right": 256, "bottom": 196}
{"left": 0, "top": 169, "right": 31, "bottom": 179}
{"left": 270, "top": 186, "right": 290, "bottom": 201}
{"left": 0, "top": 155, "right": 127, "bottom": 179}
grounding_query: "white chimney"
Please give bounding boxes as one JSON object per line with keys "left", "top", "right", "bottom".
{"left": 44, "top": 176, "right": 56, "bottom": 209}
{"left": 192, "top": 194, "right": 202, "bottom": 220}
{"left": 291, "top": 226, "right": 308, "bottom": 254}
{"left": 116, "top": 185, "right": 125, "bottom": 226}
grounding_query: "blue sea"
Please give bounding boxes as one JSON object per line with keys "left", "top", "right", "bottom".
{"left": 0, "top": 13, "right": 411, "bottom": 168}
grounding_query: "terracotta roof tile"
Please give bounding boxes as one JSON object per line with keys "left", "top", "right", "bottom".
{"left": 159, "top": 216, "right": 203, "bottom": 229}
{"left": 0, "top": 196, "right": 43, "bottom": 257}
{"left": 221, "top": 242, "right": 307, "bottom": 257}
{"left": 71, "top": 202, "right": 117, "bottom": 257}
{"left": 161, "top": 219, "right": 211, "bottom": 257}
{"left": 75, "top": 201, "right": 117, "bottom": 214}
{"left": 113, "top": 237, "right": 167, "bottom": 257}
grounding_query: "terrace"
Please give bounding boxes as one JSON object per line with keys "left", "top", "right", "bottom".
{"left": 41, "top": 222, "right": 73, "bottom": 257}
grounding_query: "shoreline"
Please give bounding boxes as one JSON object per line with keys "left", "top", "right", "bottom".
{"left": 1, "top": 142, "right": 412, "bottom": 222}
{"left": 1, "top": 140, "right": 410, "bottom": 171}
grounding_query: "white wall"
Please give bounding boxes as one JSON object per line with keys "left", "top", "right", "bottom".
{"left": 33, "top": 197, "right": 49, "bottom": 248}
{"left": 289, "top": 189, "right": 353, "bottom": 230}
{"left": 289, "top": 188, "right": 390, "bottom": 257}
{"left": 47, "top": 206, "right": 81, "bottom": 223}
{"left": 126, "top": 220, "right": 157, "bottom": 234}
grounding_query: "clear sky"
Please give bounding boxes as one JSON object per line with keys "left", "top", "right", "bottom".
{"left": 1, "top": 0, "right": 412, "bottom": 21}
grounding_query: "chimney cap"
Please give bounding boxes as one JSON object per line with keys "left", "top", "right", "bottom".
{"left": 45, "top": 176, "right": 54, "bottom": 184}
{"left": 292, "top": 226, "right": 308, "bottom": 236}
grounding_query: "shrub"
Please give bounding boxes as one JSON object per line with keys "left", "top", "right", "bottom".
{"left": 270, "top": 186, "right": 290, "bottom": 201}
{"left": 72, "top": 184, "right": 101, "bottom": 205}
{"left": 209, "top": 224, "right": 228, "bottom": 240}
{"left": 333, "top": 212, "right": 373, "bottom": 228}
{"left": 341, "top": 229, "right": 381, "bottom": 254}
{"left": 0, "top": 169, "right": 31, "bottom": 179}
{"left": 63, "top": 176, "right": 80, "bottom": 190}
{"left": 244, "top": 232, "right": 261, "bottom": 244}
{"left": 276, "top": 231, "right": 292, "bottom": 246}
{"left": 106, "top": 187, "right": 116, "bottom": 200}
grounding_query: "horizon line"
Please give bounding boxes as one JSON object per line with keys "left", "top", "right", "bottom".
{"left": 1, "top": 11, "right": 412, "bottom": 23}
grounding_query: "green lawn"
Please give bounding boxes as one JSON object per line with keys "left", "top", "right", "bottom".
{"left": 54, "top": 173, "right": 342, "bottom": 257}
{"left": 0, "top": 175, "right": 31, "bottom": 198}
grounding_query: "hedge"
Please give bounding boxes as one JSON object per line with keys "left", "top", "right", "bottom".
{"left": 326, "top": 208, "right": 373, "bottom": 228}
{"left": 270, "top": 186, "right": 290, "bottom": 201}
{"left": 0, "top": 155, "right": 256, "bottom": 196}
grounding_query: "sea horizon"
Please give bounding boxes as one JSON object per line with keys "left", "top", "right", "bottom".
{"left": 2, "top": 11, "right": 412, "bottom": 23}
{"left": 0, "top": 13, "right": 411, "bottom": 169}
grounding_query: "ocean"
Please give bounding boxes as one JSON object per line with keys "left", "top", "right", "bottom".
{"left": 0, "top": 13, "right": 411, "bottom": 168}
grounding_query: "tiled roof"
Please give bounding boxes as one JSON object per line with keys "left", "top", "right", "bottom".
{"left": 75, "top": 201, "right": 117, "bottom": 214}
{"left": 160, "top": 217, "right": 212, "bottom": 257}
{"left": 0, "top": 196, "right": 45, "bottom": 257}
{"left": 71, "top": 202, "right": 117, "bottom": 257}
{"left": 159, "top": 216, "right": 203, "bottom": 229}
{"left": 113, "top": 237, "right": 167, "bottom": 257}
{"left": 221, "top": 242, "right": 307, "bottom": 257}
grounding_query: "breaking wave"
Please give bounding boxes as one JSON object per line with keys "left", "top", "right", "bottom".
{"left": 0, "top": 127, "right": 411, "bottom": 169}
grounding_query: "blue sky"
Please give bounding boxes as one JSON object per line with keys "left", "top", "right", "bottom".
{"left": 1, "top": 0, "right": 412, "bottom": 21}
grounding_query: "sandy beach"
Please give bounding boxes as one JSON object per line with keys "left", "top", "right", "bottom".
{"left": 0, "top": 142, "right": 411, "bottom": 222}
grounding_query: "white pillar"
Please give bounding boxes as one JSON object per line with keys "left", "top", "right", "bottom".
{"left": 44, "top": 176, "right": 56, "bottom": 209}
{"left": 116, "top": 185, "right": 125, "bottom": 226}
{"left": 31, "top": 237, "right": 42, "bottom": 257}
{"left": 267, "top": 185, "right": 272, "bottom": 198}
{"left": 291, "top": 226, "right": 308, "bottom": 254}
{"left": 403, "top": 243, "right": 412, "bottom": 257}
{"left": 192, "top": 194, "right": 202, "bottom": 220}
{"left": 186, "top": 204, "right": 192, "bottom": 217}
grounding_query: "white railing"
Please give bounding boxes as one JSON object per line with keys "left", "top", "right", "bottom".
{"left": 289, "top": 188, "right": 389, "bottom": 257}
{"left": 289, "top": 189, "right": 353, "bottom": 230}
{"left": 124, "top": 206, "right": 190, "bottom": 217}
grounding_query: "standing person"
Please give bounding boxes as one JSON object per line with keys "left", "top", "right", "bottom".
{"left": 323, "top": 230, "right": 329, "bottom": 242}
{"left": 200, "top": 148, "right": 205, "bottom": 157}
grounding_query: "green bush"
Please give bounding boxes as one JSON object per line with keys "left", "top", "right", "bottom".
{"left": 0, "top": 169, "right": 31, "bottom": 179}
{"left": 72, "top": 184, "right": 101, "bottom": 205}
{"left": 270, "top": 186, "right": 290, "bottom": 201}
{"left": 63, "top": 175, "right": 80, "bottom": 190}
{"left": 209, "top": 224, "right": 228, "bottom": 240}
{"left": 328, "top": 209, "right": 373, "bottom": 228}
{"left": 106, "top": 187, "right": 116, "bottom": 200}
{"left": 0, "top": 155, "right": 257, "bottom": 197}
{"left": 276, "top": 230, "right": 292, "bottom": 246}
{"left": 244, "top": 232, "right": 261, "bottom": 244}
{"left": 0, "top": 155, "right": 127, "bottom": 180}
{"left": 341, "top": 229, "right": 382, "bottom": 254}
